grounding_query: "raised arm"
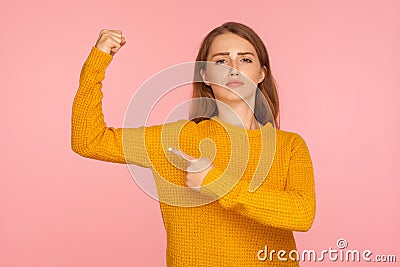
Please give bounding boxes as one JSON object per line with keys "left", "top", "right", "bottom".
{"left": 199, "top": 134, "right": 316, "bottom": 232}
{"left": 71, "top": 30, "right": 152, "bottom": 168}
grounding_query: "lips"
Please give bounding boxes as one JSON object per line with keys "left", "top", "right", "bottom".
{"left": 226, "top": 80, "right": 244, "bottom": 87}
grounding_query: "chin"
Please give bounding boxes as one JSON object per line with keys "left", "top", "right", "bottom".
{"left": 215, "top": 94, "right": 242, "bottom": 103}
{"left": 213, "top": 87, "right": 255, "bottom": 105}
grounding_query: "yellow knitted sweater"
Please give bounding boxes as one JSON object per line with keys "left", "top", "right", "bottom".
{"left": 71, "top": 47, "right": 316, "bottom": 266}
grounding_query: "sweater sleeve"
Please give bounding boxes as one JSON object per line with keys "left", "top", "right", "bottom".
{"left": 71, "top": 47, "right": 152, "bottom": 168}
{"left": 200, "top": 134, "right": 316, "bottom": 232}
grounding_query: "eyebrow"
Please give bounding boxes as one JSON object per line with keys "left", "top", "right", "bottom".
{"left": 211, "top": 52, "right": 256, "bottom": 58}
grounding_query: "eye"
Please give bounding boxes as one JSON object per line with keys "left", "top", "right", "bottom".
{"left": 242, "top": 58, "right": 253, "bottom": 63}
{"left": 215, "top": 59, "right": 226, "bottom": 64}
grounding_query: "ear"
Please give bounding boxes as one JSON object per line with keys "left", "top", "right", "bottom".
{"left": 258, "top": 66, "right": 267, "bottom": 84}
{"left": 200, "top": 69, "right": 211, "bottom": 86}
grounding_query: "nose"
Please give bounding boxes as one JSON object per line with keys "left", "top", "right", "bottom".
{"left": 228, "top": 64, "right": 240, "bottom": 77}
{"left": 229, "top": 69, "right": 239, "bottom": 77}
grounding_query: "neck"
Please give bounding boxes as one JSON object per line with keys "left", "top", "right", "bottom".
{"left": 215, "top": 96, "right": 261, "bottom": 130}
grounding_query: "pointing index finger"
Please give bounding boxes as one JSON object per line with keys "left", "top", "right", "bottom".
{"left": 168, "top": 147, "right": 197, "bottom": 162}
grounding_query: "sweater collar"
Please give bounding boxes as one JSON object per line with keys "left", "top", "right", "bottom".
{"left": 209, "top": 115, "right": 274, "bottom": 137}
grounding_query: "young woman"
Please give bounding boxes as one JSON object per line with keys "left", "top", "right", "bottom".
{"left": 71, "top": 22, "right": 316, "bottom": 266}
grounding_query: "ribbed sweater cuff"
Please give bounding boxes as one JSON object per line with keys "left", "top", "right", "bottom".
{"left": 84, "top": 46, "right": 113, "bottom": 70}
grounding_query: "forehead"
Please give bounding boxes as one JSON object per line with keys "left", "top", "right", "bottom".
{"left": 208, "top": 33, "right": 257, "bottom": 56}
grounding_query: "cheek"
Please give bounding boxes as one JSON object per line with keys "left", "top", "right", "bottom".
{"left": 205, "top": 66, "right": 230, "bottom": 86}
{"left": 242, "top": 70, "right": 261, "bottom": 85}
{"left": 240, "top": 65, "right": 263, "bottom": 82}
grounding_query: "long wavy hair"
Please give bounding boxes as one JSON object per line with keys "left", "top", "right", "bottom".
{"left": 189, "top": 22, "right": 280, "bottom": 129}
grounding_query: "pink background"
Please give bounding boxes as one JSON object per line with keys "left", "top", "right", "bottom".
{"left": 1, "top": 0, "right": 399, "bottom": 266}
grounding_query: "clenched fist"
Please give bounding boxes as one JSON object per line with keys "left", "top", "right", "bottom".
{"left": 95, "top": 29, "right": 126, "bottom": 56}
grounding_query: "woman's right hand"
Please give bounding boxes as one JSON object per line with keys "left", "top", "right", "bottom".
{"left": 95, "top": 29, "right": 126, "bottom": 56}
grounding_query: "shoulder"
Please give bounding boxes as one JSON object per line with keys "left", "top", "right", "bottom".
{"left": 276, "top": 128, "right": 311, "bottom": 154}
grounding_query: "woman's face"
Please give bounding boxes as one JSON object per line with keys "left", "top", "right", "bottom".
{"left": 201, "top": 33, "right": 266, "bottom": 105}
